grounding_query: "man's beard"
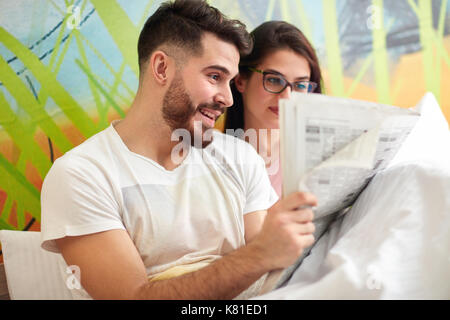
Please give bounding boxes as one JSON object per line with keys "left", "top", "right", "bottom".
{"left": 161, "top": 73, "right": 223, "bottom": 149}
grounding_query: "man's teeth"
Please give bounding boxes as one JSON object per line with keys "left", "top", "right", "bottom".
{"left": 199, "top": 108, "right": 215, "bottom": 120}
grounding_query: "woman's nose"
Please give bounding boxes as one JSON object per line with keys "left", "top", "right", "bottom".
{"left": 279, "top": 85, "right": 292, "bottom": 100}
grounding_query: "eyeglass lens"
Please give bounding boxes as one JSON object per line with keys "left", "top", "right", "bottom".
{"left": 264, "top": 74, "right": 314, "bottom": 93}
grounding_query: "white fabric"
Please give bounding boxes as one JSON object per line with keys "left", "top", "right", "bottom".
{"left": 41, "top": 122, "right": 277, "bottom": 298}
{"left": 389, "top": 92, "right": 450, "bottom": 167}
{"left": 255, "top": 92, "right": 450, "bottom": 299}
{"left": 0, "top": 230, "right": 73, "bottom": 300}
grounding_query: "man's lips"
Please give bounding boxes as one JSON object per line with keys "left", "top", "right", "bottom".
{"left": 268, "top": 106, "right": 279, "bottom": 115}
{"left": 198, "top": 107, "right": 222, "bottom": 120}
{"left": 195, "top": 106, "right": 223, "bottom": 128}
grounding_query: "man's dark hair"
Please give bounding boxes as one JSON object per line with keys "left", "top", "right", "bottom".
{"left": 137, "top": 0, "right": 252, "bottom": 74}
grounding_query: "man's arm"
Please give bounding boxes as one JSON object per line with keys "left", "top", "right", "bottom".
{"left": 243, "top": 210, "right": 267, "bottom": 243}
{"left": 56, "top": 191, "right": 317, "bottom": 300}
{"left": 56, "top": 229, "right": 269, "bottom": 299}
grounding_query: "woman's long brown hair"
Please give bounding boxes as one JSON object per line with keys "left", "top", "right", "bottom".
{"left": 224, "top": 21, "right": 322, "bottom": 132}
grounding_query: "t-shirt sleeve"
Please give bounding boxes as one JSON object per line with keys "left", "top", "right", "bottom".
{"left": 40, "top": 155, "right": 125, "bottom": 253}
{"left": 242, "top": 151, "right": 279, "bottom": 215}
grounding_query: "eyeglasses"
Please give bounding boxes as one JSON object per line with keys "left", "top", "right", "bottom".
{"left": 248, "top": 67, "right": 317, "bottom": 94}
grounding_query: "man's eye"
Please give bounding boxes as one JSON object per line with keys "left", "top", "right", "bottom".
{"left": 209, "top": 74, "right": 220, "bottom": 81}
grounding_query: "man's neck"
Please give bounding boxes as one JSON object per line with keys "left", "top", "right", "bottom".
{"left": 114, "top": 95, "right": 189, "bottom": 171}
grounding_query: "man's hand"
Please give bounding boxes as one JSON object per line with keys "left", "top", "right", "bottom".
{"left": 248, "top": 191, "right": 317, "bottom": 270}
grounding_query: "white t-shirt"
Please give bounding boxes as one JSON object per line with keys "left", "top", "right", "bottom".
{"left": 41, "top": 122, "right": 278, "bottom": 280}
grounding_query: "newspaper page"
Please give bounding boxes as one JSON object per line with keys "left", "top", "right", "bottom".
{"left": 260, "top": 93, "right": 420, "bottom": 293}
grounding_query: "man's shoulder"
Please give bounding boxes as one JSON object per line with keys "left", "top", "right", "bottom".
{"left": 46, "top": 126, "right": 116, "bottom": 179}
{"left": 68, "top": 125, "right": 115, "bottom": 157}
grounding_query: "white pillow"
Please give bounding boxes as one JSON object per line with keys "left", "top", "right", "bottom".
{"left": 0, "top": 230, "right": 73, "bottom": 300}
{"left": 389, "top": 92, "right": 450, "bottom": 167}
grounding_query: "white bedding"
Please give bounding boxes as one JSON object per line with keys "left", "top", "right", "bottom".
{"left": 0, "top": 230, "right": 73, "bottom": 299}
{"left": 256, "top": 93, "right": 450, "bottom": 299}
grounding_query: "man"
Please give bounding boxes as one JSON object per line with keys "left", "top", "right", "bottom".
{"left": 40, "top": 0, "right": 317, "bottom": 299}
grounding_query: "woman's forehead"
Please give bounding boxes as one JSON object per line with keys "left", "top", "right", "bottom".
{"left": 258, "top": 49, "right": 311, "bottom": 77}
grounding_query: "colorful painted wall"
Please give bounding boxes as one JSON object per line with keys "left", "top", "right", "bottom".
{"left": 0, "top": 0, "right": 449, "bottom": 260}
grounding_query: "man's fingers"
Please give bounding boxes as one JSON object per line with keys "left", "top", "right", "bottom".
{"left": 300, "top": 222, "right": 315, "bottom": 235}
{"left": 290, "top": 221, "right": 315, "bottom": 235}
{"left": 300, "top": 234, "right": 315, "bottom": 247}
{"left": 281, "top": 192, "right": 318, "bottom": 211}
{"left": 293, "top": 209, "right": 314, "bottom": 223}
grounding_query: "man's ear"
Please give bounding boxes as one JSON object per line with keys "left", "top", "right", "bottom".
{"left": 150, "top": 50, "right": 171, "bottom": 85}
{"left": 234, "top": 74, "right": 248, "bottom": 93}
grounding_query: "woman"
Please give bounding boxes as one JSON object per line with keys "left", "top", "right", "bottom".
{"left": 225, "top": 21, "right": 323, "bottom": 197}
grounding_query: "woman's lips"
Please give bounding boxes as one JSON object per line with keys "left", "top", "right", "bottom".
{"left": 268, "top": 106, "right": 279, "bottom": 116}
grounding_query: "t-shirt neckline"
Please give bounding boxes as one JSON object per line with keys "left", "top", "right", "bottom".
{"left": 109, "top": 120, "right": 193, "bottom": 174}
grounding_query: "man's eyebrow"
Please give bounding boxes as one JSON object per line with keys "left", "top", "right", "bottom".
{"left": 203, "top": 65, "right": 231, "bottom": 75}
{"left": 265, "top": 68, "right": 310, "bottom": 81}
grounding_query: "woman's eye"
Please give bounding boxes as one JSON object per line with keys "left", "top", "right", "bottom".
{"left": 295, "top": 82, "right": 307, "bottom": 90}
{"left": 267, "top": 77, "right": 283, "bottom": 85}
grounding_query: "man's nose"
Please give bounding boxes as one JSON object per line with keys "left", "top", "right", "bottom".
{"left": 215, "top": 86, "right": 234, "bottom": 108}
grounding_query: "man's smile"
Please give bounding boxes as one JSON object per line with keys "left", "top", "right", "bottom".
{"left": 196, "top": 106, "right": 223, "bottom": 127}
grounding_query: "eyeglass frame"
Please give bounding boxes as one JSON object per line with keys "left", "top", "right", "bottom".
{"left": 248, "top": 67, "right": 318, "bottom": 94}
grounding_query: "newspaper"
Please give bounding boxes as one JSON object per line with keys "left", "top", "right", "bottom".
{"left": 259, "top": 93, "right": 420, "bottom": 294}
